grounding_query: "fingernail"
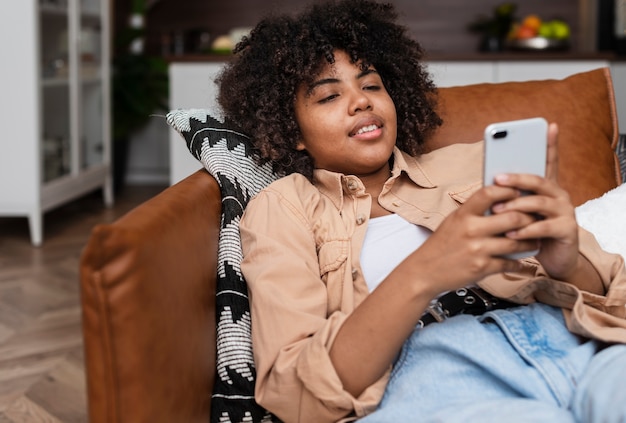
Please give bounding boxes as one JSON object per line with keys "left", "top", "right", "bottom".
{"left": 495, "top": 174, "right": 510, "bottom": 183}
{"left": 492, "top": 203, "right": 504, "bottom": 212}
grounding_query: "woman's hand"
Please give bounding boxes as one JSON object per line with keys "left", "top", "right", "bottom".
{"left": 411, "top": 123, "right": 587, "bottom": 296}
{"left": 407, "top": 178, "right": 541, "bottom": 297}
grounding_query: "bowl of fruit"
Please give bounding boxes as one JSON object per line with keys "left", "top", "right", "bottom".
{"left": 506, "top": 14, "right": 570, "bottom": 51}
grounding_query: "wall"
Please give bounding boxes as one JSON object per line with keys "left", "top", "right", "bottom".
{"left": 140, "top": 0, "right": 583, "bottom": 55}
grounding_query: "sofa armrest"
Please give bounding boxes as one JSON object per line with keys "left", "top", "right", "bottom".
{"left": 80, "top": 169, "right": 221, "bottom": 423}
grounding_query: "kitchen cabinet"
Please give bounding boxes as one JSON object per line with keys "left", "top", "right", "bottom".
{"left": 0, "top": 0, "right": 112, "bottom": 246}
{"left": 427, "top": 60, "right": 610, "bottom": 86}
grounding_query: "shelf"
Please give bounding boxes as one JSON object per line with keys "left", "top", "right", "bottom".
{"left": 82, "top": 76, "right": 102, "bottom": 85}
{"left": 40, "top": 4, "right": 67, "bottom": 15}
{"left": 40, "top": 3, "right": 100, "bottom": 19}
{"left": 42, "top": 77, "right": 102, "bottom": 87}
{"left": 42, "top": 76, "right": 70, "bottom": 87}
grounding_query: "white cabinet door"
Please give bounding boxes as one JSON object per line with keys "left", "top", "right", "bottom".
{"left": 496, "top": 61, "right": 610, "bottom": 82}
{"left": 0, "top": 0, "right": 111, "bottom": 246}
{"left": 0, "top": 2, "right": 40, "bottom": 227}
{"left": 427, "top": 61, "right": 495, "bottom": 86}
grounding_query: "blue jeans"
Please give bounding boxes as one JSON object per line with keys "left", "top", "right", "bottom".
{"left": 360, "top": 303, "right": 626, "bottom": 423}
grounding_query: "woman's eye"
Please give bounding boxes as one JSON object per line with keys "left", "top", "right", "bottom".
{"left": 364, "top": 85, "right": 381, "bottom": 91}
{"left": 318, "top": 94, "right": 339, "bottom": 104}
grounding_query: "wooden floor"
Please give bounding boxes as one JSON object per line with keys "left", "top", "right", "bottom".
{"left": 0, "top": 184, "right": 166, "bottom": 423}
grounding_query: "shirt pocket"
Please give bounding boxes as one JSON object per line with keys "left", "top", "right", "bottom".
{"left": 448, "top": 181, "right": 482, "bottom": 205}
{"left": 318, "top": 239, "right": 349, "bottom": 314}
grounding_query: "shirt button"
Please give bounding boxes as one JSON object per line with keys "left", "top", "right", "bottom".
{"left": 351, "top": 268, "right": 358, "bottom": 280}
{"left": 347, "top": 180, "right": 358, "bottom": 191}
{"left": 356, "top": 214, "right": 366, "bottom": 225}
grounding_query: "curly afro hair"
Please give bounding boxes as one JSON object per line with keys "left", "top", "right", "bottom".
{"left": 217, "top": 0, "right": 442, "bottom": 179}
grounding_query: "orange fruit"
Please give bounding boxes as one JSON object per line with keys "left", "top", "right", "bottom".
{"left": 516, "top": 25, "right": 537, "bottom": 39}
{"left": 522, "top": 15, "right": 542, "bottom": 31}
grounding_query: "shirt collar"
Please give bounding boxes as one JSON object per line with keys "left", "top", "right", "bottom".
{"left": 389, "top": 147, "right": 437, "bottom": 189}
{"left": 312, "top": 147, "right": 438, "bottom": 211}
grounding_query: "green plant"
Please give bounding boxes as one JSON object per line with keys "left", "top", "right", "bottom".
{"left": 112, "top": 46, "right": 168, "bottom": 140}
{"left": 111, "top": 0, "right": 168, "bottom": 190}
{"left": 112, "top": 0, "right": 168, "bottom": 141}
{"left": 467, "top": 2, "right": 517, "bottom": 39}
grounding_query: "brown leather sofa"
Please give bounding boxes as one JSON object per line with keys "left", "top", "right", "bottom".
{"left": 80, "top": 68, "right": 622, "bottom": 423}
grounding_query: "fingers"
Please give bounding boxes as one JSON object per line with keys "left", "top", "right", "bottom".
{"left": 416, "top": 212, "right": 534, "bottom": 293}
{"left": 480, "top": 235, "right": 540, "bottom": 260}
{"left": 489, "top": 176, "right": 576, "bottom": 245}
{"left": 493, "top": 172, "right": 566, "bottom": 203}
{"left": 461, "top": 181, "right": 522, "bottom": 218}
{"left": 545, "top": 123, "right": 559, "bottom": 182}
{"left": 449, "top": 185, "right": 545, "bottom": 255}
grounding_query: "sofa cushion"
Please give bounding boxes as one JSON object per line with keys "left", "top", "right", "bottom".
{"left": 428, "top": 67, "right": 621, "bottom": 206}
{"left": 577, "top": 183, "right": 626, "bottom": 264}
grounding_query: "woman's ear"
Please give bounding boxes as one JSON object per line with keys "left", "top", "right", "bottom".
{"left": 296, "top": 141, "right": 306, "bottom": 151}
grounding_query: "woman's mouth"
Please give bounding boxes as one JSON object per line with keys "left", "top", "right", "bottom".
{"left": 350, "top": 119, "right": 384, "bottom": 138}
{"left": 355, "top": 124, "right": 379, "bottom": 135}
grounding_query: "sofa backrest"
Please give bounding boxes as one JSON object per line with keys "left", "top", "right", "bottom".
{"left": 426, "top": 67, "right": 621, "bottom": 206}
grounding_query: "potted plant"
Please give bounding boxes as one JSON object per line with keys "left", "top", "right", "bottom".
{"left": 467, "top": 2, "right": 517, "bottom": 52}
{"left": 112, "top": 0, "right": 168, "bottom": 192}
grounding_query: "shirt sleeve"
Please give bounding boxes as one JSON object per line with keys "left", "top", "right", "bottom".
{"left": 479, "top": 227, "right": 626, "bottom": 343}
{"left": 240, "top": 185, "right": 387, "bottom": 423}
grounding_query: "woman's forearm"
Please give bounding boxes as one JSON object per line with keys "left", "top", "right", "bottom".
{"left": 329, "top": 264, "right": 434, "bottom": 397}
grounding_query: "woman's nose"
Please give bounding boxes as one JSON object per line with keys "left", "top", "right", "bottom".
{"left": 350, "top": 91, "right": 372, "bottom": 114}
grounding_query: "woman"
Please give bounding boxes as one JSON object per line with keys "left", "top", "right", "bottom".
{"left": 216, "top": 1, "right": 626, "bottom": 421}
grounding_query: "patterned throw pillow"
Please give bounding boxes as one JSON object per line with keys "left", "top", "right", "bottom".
{"left": 167, "top": 109, "right": 280, "bottom": 423}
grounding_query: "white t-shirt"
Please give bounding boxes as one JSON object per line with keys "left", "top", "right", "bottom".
{"left": 360, "top": 213, "right": 431, "bottom": 292}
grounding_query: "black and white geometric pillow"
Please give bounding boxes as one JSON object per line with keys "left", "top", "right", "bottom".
{"left": 167, "top": 109, "right": 281, "bottom": 423}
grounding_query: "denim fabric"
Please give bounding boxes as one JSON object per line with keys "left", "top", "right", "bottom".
{"left": 360, "top": 303, "right": 626, "bottom": 423}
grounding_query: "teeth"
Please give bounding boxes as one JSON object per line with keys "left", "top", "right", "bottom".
{"left": 356, "top": 124, "right": 378, "bottom": 135}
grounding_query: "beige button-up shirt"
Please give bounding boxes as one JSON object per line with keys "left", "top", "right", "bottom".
{"left": 240, "top": 142, "right": 626, "bottom": 423}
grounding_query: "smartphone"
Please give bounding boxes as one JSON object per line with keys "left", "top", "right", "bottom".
{"left": 483, "top": 117, "right": 548, "bottom": 259}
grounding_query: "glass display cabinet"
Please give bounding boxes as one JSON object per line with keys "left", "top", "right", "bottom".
{"left": 0, "top": 0, "right": 112, "bottom": 246}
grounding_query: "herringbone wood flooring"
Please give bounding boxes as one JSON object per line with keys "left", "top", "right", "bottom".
{"left": 0, "top": 185, "right": 166, "bottom": 422}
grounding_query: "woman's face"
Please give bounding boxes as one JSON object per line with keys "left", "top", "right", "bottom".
{"left": 294, "top": 50, "right": 397, "bottom": 178}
